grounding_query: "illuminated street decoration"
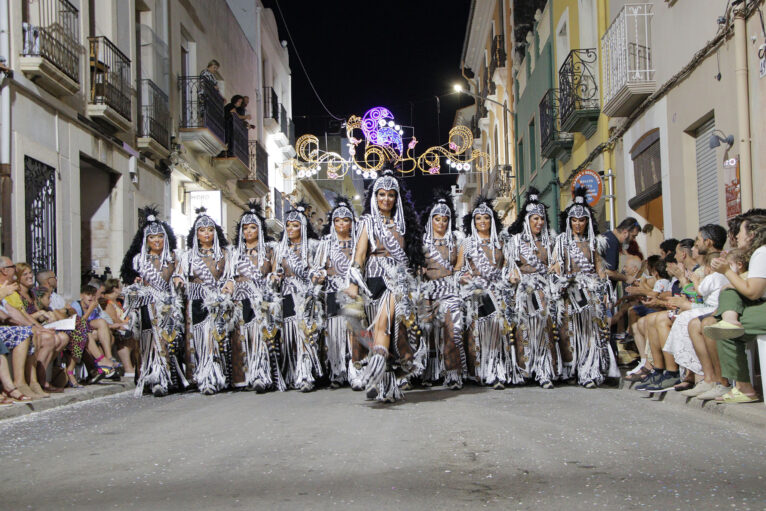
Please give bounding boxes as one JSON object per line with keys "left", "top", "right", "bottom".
{"left": 281, "top": 106, "right": 492, "bottom": 181}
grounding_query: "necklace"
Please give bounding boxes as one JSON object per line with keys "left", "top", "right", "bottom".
{"left": 198, "top": 247, "right": 214, "bottom": 256}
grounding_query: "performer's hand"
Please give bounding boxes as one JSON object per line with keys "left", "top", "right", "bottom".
{"left": 134, "top": 276, "right": 143, "bottom": 285}
{"left": 343, "top": 285, "right": 358, "bottom": 299}
{"left": 222, "top": 281, "right": 234, "bottom": 294}
{"left": 172, "top": 276, "right": 184, "bottom": 289}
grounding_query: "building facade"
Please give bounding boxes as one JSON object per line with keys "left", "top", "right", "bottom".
{"left": 0, "top": 0, "right": 307, "bottom": 298}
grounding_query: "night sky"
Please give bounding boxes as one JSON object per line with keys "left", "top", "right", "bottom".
{"left": 261, "top": 0, "right": 473, "bottom": 211}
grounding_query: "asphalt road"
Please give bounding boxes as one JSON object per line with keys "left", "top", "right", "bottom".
{"left": 1, "top": 384, "right": 764, "bottom": 510}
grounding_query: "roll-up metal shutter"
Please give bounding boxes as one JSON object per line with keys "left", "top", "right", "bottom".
{"left": 695, "top": 118, "right": 719, "bottom": 226}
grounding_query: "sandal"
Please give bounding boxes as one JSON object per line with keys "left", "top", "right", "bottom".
{"left": 673, "top": 380, "right": 696, "bottom": 392}
{"left": 624, "top": 367, "right": 651, "bottom": 382}
{"left": 66, "top": 370, "right": 84, "bottom": 389}
{"left": 0, "top": 396, "right": 13, "bottom": 406}
{"left": 3, "top": 387, "right": 33, "bottom": 402}
{"left": 715, "top": 387, "right": 759, "bottom": 404}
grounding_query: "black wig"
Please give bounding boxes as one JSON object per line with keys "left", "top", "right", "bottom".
{"left": 507, "top": 186, "right": 550, "bottom": 236}
{"left": 232, "top": 200, "right": 273, "bottom": 246}
{"left": 322, "top": 194, "right": 356, "bottom": 237}
{"left": 462, "top": 195, "right": 503, "bottom": 236}
{"left": 422, "top": 188, "right": 458, "bottom": 233}
{"left": 186, "top": 207, "right": 229, "bottom": 249}
{"left": 120, "top": 205, "right": 177, "bottom": 284}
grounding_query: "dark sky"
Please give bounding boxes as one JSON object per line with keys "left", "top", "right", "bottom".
{"left": 261, "top": 0, "right": 473, "bottom": 210}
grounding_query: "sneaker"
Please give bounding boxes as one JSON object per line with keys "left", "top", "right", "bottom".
{"left": 492, "top": 381, "right": 505, "bottom": 390}
{"left": 644, "top": 371, "right": 681, "bottom": 393}
{"left": 680, "top": 380, "right": 715, "bottom": 398}
{"left": 703, "top": 321, "right": 745, "bottom": 340}
{"left": 696, "top": 383, "right": 731, "bottom": 401}
{"left": 634, "top": 370, "right": 663, "bottom": 391}
{"left": 540, "top": 380, "right": 554, "bottom": 389}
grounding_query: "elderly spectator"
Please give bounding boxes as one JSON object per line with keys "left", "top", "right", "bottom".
{"left": 0, "top": 256, "right": 65, "bottom": 397}
{"left": 199, "top": 59, "right": 220, "bottom": 90}
{"left": 36, "top": 269, "right": 69, "bottom": 313}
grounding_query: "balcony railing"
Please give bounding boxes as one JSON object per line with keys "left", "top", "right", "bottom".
{"left": 559, "top": 49, "right": 600, "bottom": 136}
{"left": 601, "top": 3, "right": 655, "bottom": 117}
{"left": 249, "top": 140, "right": 269, "bottom": 186}
{"left": 539, "top": 89, "right": 573, "bottom": 161}
{"left": 88, "top": 36, "right": 132, "bottom": 121}
{"left": 263, "top": 87, "right": 279, "bottom": 122}
{"left": 489, "top": 34, "right": 506, "bottom": 79}
{"left": 225, "top": 117, "right": 250, "bottom": 167}
{"left": 179, "top": 75, "right": 225, "bottom": 143}
{"left": 138, "top": 79, "right": 170, "bottom": 149}
{"left": 21, "top": 0, "right": 80, "bottom": 83}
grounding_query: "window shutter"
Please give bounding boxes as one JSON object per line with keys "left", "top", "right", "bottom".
{"left": 695, "top": 118, "right": 719, "bottom": 226}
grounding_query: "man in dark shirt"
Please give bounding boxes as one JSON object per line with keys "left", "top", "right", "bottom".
{"left": 604, "top": 217, "right": 641, "bottom": 286}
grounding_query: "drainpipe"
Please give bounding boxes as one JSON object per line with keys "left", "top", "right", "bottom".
{"left": 0, "top": 0, "right": 11, "bottom": 256}
{"left": 734, "top": 7, "right": 753, "bottom": 211}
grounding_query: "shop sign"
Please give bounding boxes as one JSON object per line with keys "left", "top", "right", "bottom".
{"left": 571, "top": 169, "right": 603, "bottom": 207}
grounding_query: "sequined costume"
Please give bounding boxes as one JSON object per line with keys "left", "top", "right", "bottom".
{"left": 506, "top": 188, "right": 558, "bottom": 388}
{"left": 275, "top": 205, "right": 323, "bottom": 392}
{"left": 313, "top": 198, "right": 356, "bottom": 386}
{"left": 421, "top": 194, "right": 465, "bottom": 388}
{"left": 120, "top": 207, "right": 185, "bottom": 397}
{"left": 349, "top": 170, "right": 426, "bottom": 403}
{"left": 459, "top": 198, "right": 515, "bottom": 387}
{"left": 229, "top": 202, "right": 284, "bottom": 391}
{"left": 552, "top": 188, "right": 618, "bottom": 387}
{"left": 176, "top": 208, "right": 235, "bottom": 395}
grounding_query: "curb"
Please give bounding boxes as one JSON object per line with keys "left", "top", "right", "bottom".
{"left": 0, "top": 380, "right": 135, "bottom": 421}
{"left": 618, "top": 377, "right": 766, "bottom": 430}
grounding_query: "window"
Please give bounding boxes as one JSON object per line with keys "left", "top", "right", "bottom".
{"left": 24, "top": 156, "right": 57, "bottom": 274}
{"left": 628, "top": 129, "right": 662, "bottom": 210}
{"left": 518, "top": 138, "right": 525, "bottom": 182}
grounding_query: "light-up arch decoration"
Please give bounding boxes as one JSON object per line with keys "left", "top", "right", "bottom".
{"left": 281, "top": 106, "right": 492, "bottom": 181}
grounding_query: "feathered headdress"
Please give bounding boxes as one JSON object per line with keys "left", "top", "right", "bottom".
{"left": 424, "top": 189, "right": 457, "bottom": 251}
{"left": 559, "top": 186, "right": 599, "bottom": 244}
{"left": 508, "top": 186, "right": 551, "bottom": 244}
{"left": 234, "top": 200, "right": 268, "bottom": 267}
{"left": 120, "top": 205, "right": 177, "bottom": 283}
{"left": 279, "top": 200, "right": 318, "bottom": 263}
{"left": 462, "top": 195, "right": 502, "bottom": 263}
{"left": 186, "top": 206, "right": 228, "bottom": 262}
{"left": 323, "top": 195, "right": 356, "bottom": 240}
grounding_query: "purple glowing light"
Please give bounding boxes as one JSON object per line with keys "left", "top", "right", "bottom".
{"left": 360, "top": 107, "right": 403, "bottom": 155}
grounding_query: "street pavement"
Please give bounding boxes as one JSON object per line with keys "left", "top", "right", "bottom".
{"left": 1, "top": 384, "right": 765, "bottom": 510}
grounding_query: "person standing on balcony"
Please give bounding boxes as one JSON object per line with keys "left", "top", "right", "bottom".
{"left": 222, "top": 95, "right": 244, "bottom": 158}
{"left": 200, "top": 60, "right": 220, "bottom": 91}
{"left": 237, "top": 96, "right": 255, "bottom": 129}
{"left": 228, "top": 202, "right": 283, "bottom": 392}
{"left": 120, "top": 207, "right": 185, "bottom": 397}
{"left": 176, "top": 208, "right": 235, "bottom": 395}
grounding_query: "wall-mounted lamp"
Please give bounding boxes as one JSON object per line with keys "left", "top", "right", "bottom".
{"left": 709, "top": 130, "right": 734, "bottom": 150}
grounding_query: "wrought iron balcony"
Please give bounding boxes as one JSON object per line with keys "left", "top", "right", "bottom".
{"left": 489, "top": 35, "right": 507, "bottom": 79}
{"left": 601, "top": 3, "right": 655, "bottom": 117}
{"left": 87, "top": 36, "right": 132, "bottom": 130}
{"left": 214, "top": 115, "right": 250, "bottom": 179}
{"left": 137, "top": 79, "right": 170, "bottom": 157}
{"left": 20, "top": 0, "right": 80, "bottom": 96}
{"left": 249, "top": 140, "right": 269, "bottom": 186}
{"left": 178, "top": 75, "right": 226, "bottom": 155}
{"left": 539, "top": 89, "right": 573, "bottom": 162}
{"left": 559, "top": 49, "right": 600, "bottom": 137}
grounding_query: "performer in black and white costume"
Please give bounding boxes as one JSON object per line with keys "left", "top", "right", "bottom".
{"left": 120, "top": 207, "right": 186, "bottom": 397}
{"left": 273, "top": 203, "right": 323, "bottom": 392}
{"left": 459, "top": 197, "right": 516, "bottom": 389}
{"left": 420, "top": 191, "right": 466, "bottom": 389}
{"left": 345, "top": 170, "right": 426, "bottom": 402}
{"left": 228, "top": 201, "right": 284, "bottom": 392}
{"left": 176, "top": 207, "right": 235, "bottom": 395}
{"left": 313, "top": 196, "right": 356, "bottom": 388}
{"left": 552, "top": 187, "right": 618, "bottom": 387}
{"left": 506, "top": 188, "right": 558, "bottom": 389}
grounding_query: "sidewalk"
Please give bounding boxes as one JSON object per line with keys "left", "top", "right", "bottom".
{"left": 618, "top": 377, "right": 766, "bottom": 430}
{"left": 0, "top": 380, "right": 135, "bottom": 421}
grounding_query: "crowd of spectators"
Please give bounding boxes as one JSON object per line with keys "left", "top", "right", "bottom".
{"left": 0, "top": 259, "right": 136, "bottom": 405}
{"left": 610, "top": 209, "right": 766, "bottom": 403}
